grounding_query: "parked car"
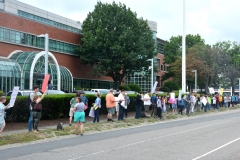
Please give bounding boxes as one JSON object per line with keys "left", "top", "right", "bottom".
{"left": 91, "top": 89, "right": 110, "bottom": 95}
{"left": 125, "top": 91, "right": 137, "bottom": 94}
{"left": 6, "top": 90, "right": 42, "bottom": 96}
{"left": 72, "top": 90, "right": 96, "bottom": 95}
{"left": 45, "top": 90, "right": 65, "bottom": 95}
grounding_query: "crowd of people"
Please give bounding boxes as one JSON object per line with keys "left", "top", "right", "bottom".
{"left": 0, "top": 86, "right": 239, "bottom": 138}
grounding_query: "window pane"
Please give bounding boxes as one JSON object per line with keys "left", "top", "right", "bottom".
{"left": 0, "top": 27, "right": 3, "bottom": 40}
{"left": 16, "top": 32, "right": 21, "bottom": 44}
{"left": 4, "top": 29, "right": 10, "bottom": 41}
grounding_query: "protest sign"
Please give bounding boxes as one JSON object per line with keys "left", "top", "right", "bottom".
{"left": 9, "top": 86, "right": 19, "bottom": 108}
{"left": 41, "top": 74, "right": 50, "bottom": 93}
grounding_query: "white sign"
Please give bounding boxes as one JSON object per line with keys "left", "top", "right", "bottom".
{"left": 170, "top": 92, "right": 175, "bottom": 99}
{"left": 151, "top": 81, "right": 158, "bottom": 93}
{"left": 9, "top": 86, "right": 19, "bottom": 108}
{"left": 208, "top": 87, "right": 215, "bottom": 94}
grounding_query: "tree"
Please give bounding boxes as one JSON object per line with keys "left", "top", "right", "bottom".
{"left": 76, "top": 2, "right": 156, "bottom": 89}
{"left": 163, "top": 34, "right": 205, "bottom": 64}
{"left": 214, "top": 41, "right": 240, "bottom": 94}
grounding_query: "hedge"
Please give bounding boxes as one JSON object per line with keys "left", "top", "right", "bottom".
{"left": 4, "top": 94, "right": 138, "bottom": 122}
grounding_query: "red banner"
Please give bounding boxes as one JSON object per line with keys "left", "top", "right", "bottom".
{"left": 42, "top": 74, "right": 50, "bottom": 93}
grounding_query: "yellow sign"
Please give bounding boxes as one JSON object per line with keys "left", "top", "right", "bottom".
{"left": 220, "top": 88, "right": 224, "bottom": 96}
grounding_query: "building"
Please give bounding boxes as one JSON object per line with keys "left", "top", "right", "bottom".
{"left": 0, "top": 0, "right": 114, "bottom": 94}
{"left": 125, "top": 21, "right": 167, "bottom": 92}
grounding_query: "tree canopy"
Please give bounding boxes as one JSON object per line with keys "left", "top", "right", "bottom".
{"left": 76, "top": 1, "right": 156, "bottom": 89}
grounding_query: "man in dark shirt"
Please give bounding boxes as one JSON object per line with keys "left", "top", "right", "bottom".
{"left": 135, "top": 92, "right": 143, "bottom": 119}
{"left": 151, "top": 93, "right": 158, "bottom": 117}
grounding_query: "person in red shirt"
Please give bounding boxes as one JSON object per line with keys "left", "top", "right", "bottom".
{"left": 215, "top": 94, "right": 219, "bottom": 110}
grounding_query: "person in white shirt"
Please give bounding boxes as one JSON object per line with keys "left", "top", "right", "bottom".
{"left": 143, "top": 91, "right": 151, "bottom": 115}
{"left": 190, "top": 93, "right": 196, "bottom": 113}
{"left": 118, "top": 90, "right": 126, "bottom": 120}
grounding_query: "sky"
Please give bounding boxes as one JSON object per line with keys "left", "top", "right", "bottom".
{"left": 18, "top": 0, "right": 240, "bottom": 45}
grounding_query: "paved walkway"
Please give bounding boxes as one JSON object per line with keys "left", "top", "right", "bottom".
{"left": 1, "top": 112, "right": 136, "bottom": 136}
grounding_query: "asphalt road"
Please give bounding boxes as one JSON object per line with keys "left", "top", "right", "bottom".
{"left": 1, "top": 110, "right": 240, "bottom": 160}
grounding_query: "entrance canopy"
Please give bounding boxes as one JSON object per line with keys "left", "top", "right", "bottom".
{"left": 0, "top": 51, "right": 73, "bottom": 94}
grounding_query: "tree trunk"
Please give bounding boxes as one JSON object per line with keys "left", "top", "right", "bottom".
{"left": 114, "top": 80, "right": 121, "bottom": 90}
{"left": 232, "top": 83, "right": 235, "bottom": 96}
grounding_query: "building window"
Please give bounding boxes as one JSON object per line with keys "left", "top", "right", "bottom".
{"left": 161, "top": 64, "right": 163, "bottom": 71}
{"left": 0, "top": 26, "right": 78, "bottom": 55}
{"left": 18, "top": 10, "right": 81, "bottom": 34}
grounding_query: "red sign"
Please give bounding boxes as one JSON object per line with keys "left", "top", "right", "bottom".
{"left": 41, "top": 74, "right": 50, "bottom": 93}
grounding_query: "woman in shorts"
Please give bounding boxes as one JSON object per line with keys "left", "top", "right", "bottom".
{"left": 74, "top": 97, "right": 85, "bottom": 136}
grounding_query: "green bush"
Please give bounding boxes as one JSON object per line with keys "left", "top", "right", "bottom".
{"left": 4, "top": 94, "right": 138, "bottom": 122}
{"left": 160, "top": 86, "right": 170, "bottom": 92}
{"left": 127, "top": 83, "right": 141, "bottom": 93}
{"left": 119, "top": 85, "right": 130, "bottom": 91}
{"left": 0, "top": 90, "right": 4, "bottom": 96}
{"left": 162, "top": 80, "right": 180, "bottom": 92}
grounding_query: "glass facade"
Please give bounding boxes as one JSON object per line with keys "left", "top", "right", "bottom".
{"left": 18, "top": 10, "right": 81, "bottom": 34}
{"left": 0, "top": 58, "right": 21, "bottom": 94}
{"left": 0, "top": 27, "right": 78, "bottom": 55}
{"left": 125, "top": 72, "right": 151, "bottom": 92}
{"left": 73, "top": 78, "right": 114, "bottom": 90}
{"left": 0, "top": 0, "right": 3, "bottom": 10}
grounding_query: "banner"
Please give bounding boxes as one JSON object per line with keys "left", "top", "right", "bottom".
{"left": 41, "top": 74, "right": 50, "bottom": 93}
{"left": 151, "top": 81, "right": 158, "bottom": 93}
{"left": 9, "top": 86, "right": 19, "bottom": 108}
{"left": 220, "top": 88, "right": 224, "bottom": 96}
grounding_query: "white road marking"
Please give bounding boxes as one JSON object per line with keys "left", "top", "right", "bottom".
{"left": 68, "top": 120, "right": 231, "bottom": 160}
{"left": 192, "top": 136, "right": 240, "bottom": 160}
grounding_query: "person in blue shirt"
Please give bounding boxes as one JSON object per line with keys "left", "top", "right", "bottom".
{"left": 80, "top": 92, "right": 88, "bottom": 106}
{"left": 150, "top": 93, "right": 158, "bottom": 117}
{"left": 93, "top": 93, "right": 101, "bottom": 123}
{"left": 231, "top": 95, "right": 235, "bottom": 107}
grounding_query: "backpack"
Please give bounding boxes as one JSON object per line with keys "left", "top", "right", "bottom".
{"left": 57, "top": 122, "right": 64, "bottom": 130}
{"left": 27, "top": 94, "right": 32, "bottom": 104}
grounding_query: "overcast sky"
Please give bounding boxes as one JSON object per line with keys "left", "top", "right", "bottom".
{"left": 18, "top": 0, "right": 240, "bottom": 45}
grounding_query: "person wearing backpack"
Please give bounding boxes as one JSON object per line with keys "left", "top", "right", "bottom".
{"left": 178, "top": 96, "right": 184, "bottom": 115}
{"left": 28, "top": 85, "right": 39, "bottom": 132}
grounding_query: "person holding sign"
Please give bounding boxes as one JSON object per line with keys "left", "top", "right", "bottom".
{"left": 0, "top": 96, "right": 10, "bottom": 137}
{"left": 31, "top": 92, "right": 46, "bottom": 133}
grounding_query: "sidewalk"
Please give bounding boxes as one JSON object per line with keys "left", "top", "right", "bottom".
{"left": 2, "top": 112, "right": 136, "bottom": 136}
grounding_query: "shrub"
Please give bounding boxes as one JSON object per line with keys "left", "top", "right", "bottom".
{"left": 160, "top": 86, "right": 170, "bottom": 92}
{"left": 119, "top": 85, "right": 130, "bottom": 91}
{"left": 162, "top": 80, "right": 180, "bottom": 92}
{"left": 5, "top": 94, "right": 138, "bottom": 122}
{"left": 0, "top": 90, "right": 5, "bottom": 96}
{"left": 127, "top": 83, "right": 141, "bottom": 93}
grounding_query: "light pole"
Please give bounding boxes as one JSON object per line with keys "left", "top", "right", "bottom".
{"left": 182, "top": 0, "right": 186, "bottom": 93}
{"left": 147, "top": 58, "right": 153, "bottom": 92}
{"left": 192, "top": 70, "right": 197, "bottom": 93}
{"left": 238, "top": 78, "right": 240, "bottom": 96}
{"left": 37, "top": 34, "right": 49, "bottom": 75}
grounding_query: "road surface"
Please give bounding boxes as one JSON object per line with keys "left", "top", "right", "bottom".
{"left": 1, "top": 109, "right": 240, "bottom": 160}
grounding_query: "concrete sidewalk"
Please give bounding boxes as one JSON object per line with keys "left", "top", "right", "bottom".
{"left": 1, "top": 112, "right": 136, "bottom": 136}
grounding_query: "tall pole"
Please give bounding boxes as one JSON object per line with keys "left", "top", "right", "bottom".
{"left": 195, "top": 70, "right": 197, "bottom": 93}
{"left": 182, "top": 0, "right": 186, "bottom": 93}
{"left": 44, "top": 34, "right": 49, "bottom": 75}
{"left": 151, "top": 58, "right": 153, "bottom": 91}
{"left": 238, "top": 78, "right": 240, "bottom": 96}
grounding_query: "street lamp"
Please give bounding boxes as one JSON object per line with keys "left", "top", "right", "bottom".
{"left": 147, "top": 58, "right": 153, "bottom": 92}
{"left": 37, "top": 34, "right": 49, "bottom": 75}
{"left": 192, "top": 70, "right": 197, "bottom": 93}
{"left": 238, "top": 78, "right": 240, "bottom": 96}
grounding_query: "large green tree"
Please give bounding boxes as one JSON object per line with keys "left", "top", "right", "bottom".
{"left": 76, "top": 2, "right": 156, "bottom": 89}
{"left": 163, "top": 34, "right": 205, "bottom": 64}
